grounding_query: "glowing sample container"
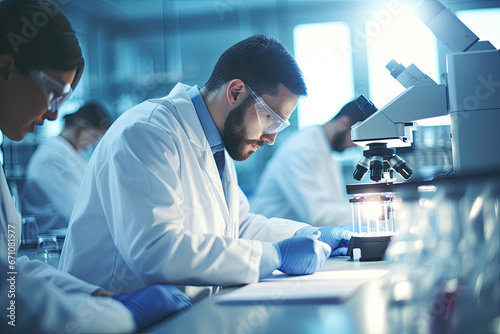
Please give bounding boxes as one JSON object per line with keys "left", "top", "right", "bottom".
{"left": 345, "top": 186, "right": 396, "bottom": 261}
{"left": 350, "top": 193, "right": 396, "bottom": 237}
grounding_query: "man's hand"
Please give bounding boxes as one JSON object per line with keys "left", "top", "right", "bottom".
{"left": 295, "top": 225, "right": 353, "bottom": 256}
{"left": 274, "top": 231, "right": 331, "bottom": 275}
{"left": 113, "top": 284, "right": 191, "bottom": 330}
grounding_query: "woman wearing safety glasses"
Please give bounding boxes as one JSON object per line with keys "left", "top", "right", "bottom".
{"left": 0, "top": 1, "right": 190, "bottom": 333}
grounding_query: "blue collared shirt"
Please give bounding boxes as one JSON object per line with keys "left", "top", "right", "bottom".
{"left": 187, "top": 85, "right": 280, "bottom": 275}
{"left": 187, "top": 85, "right": 225, "bottom": 154}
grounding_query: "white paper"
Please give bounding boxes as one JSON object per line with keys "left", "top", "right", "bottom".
{"left": 260, "top": 269, "right": 389, "bottom": 282}
{"left": 217, "top": 270, "right": 388, "bottom": 304}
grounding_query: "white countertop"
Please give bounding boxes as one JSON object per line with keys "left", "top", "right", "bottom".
{"left": 149, "top": 257, "right": 392, "bottom": 334}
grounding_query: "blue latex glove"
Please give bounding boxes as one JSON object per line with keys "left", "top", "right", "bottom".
{"left": 274, "top": 231, "right": 331, "bottom": 275}
{"left": 113, "top": 284, "right": 191, "bottom": 330}
{"left": 295, "top": 225, "right": 353, "bottom": 256}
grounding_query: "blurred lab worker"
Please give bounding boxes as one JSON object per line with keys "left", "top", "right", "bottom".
{"left": 0, "top": 1, "right": 190, "bottom": 332}
{"left": 22, "top": 101, "right": 113, "bottom": 233}
{"left": 60, "top": 34, "right": 352, "bottom": 300}
{"left": 251, "top": 101, "right": 367, "bottom": 226}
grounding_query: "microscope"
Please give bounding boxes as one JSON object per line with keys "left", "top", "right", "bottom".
{"left": 347, "top": 0, "right": 500, "bottom": 261}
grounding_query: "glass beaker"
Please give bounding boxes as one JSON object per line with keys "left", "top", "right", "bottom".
{"left": 36, "top": 234, "right": 60, "bottom": 268}
{"left": 21, "top": 215, "right": 39, "bottom": 245}
{"left": 350, "top": 192, "right": 396, "bottom": 236}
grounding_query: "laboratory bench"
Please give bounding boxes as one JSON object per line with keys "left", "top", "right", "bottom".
{"left": 149, "top": 257, "right": 394, "bottom": 334}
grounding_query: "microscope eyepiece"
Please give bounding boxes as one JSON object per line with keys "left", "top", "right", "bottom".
{"left": 354, "top": 95, "right": 378, "bottom": 118}
{"left": 386, "top": 59, "right": 406, "bottom": 78}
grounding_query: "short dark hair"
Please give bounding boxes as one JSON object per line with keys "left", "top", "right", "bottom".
{"left": 331, "top": 101, "right": 368, "bottom": 126}
{"left": 0, "top": 0, "right": 84, "bottom": 89}
{"left": 64, "top": 101, "right": 114, "bottom": 132}
{"left": 204, "top": 34, "right": 307, "bottom": 97}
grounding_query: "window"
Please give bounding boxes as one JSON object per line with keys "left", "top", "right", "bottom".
{"left": 293, "top": 22, "right": 355, "bottom": 128}
{"left": 366, "top": 2, "right": 439, "bottom": 108}
{"left": 456, "top": 8, "right": 500, "bottom": 48}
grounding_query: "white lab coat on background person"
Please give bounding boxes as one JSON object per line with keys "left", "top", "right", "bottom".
{"left": 0, "top": 166, "right": 135, "bottom": 333}
{"left": 22, "top": 135, "right": 87, "bottom": 233}
{"left": 251, "top": 126, "right": 352, "bottom": 226}
{"left": 59, "top": 83, "right": 308, "bottom": 298}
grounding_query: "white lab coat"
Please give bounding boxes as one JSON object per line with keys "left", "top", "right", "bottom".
{"left": 59, "top": 83, "right": 307, "bottom": 298}
{"left": 22, "top": 135, "right": 87, "bottom": 233}
{"left": 0, "top": 166, "right": 135, "bottom": 333}
{"left": 250, "top": 126, "right": 352, "bottom": 226}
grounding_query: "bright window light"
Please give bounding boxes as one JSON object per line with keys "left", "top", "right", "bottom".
{"left": 366, "top": 2, "right": 439, "bottom": 108}
{"left": 456, "top": 8, "right": 500, "bottom": 49}
{"left": 293, "top": 22, "right": 355, "bottom": 129}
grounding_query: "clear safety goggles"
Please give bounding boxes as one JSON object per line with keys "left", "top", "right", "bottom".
{"left": 29, "top": 70, "right": 73, "bottom": 114}
{"left": 75, "top": 116, "right": 105, "bottom": 139}
{"left": 247, "top": 85, "right": 290, "bottom": 134}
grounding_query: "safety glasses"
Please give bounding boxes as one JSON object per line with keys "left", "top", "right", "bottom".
{"left": 29, "top": 70, "right": 73, "bottom": 114}
{"left": 75, "top": 116, "right": 105, "bottom": 139}
{"left": 247, "top": 85, "right": 290, "bottom": 134}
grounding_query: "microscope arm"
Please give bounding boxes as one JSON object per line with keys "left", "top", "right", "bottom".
{"left": 351, "top": 83, "right": 448, "bottom": 148}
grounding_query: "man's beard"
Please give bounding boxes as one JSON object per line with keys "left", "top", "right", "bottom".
{"left": 222, "top": 97, "right": 265, "bottom": 161}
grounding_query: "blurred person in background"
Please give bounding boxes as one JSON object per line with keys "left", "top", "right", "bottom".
{"left": 251, "top": 101, "right": 367, "bottom": 226}
{"left": 0, "top": 1, "right": 190, "bottom": 332}
{"left": 22, "top": 101, "right": 113, "bottom": 234}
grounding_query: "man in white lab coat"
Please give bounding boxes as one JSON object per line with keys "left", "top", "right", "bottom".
{"left": 251, "top": 101, "right": 367, "bottom": 226}
{"left": 22, "top": 101, "right": 113, "bottom": 234}
{"left": 60, "top": 34, "right": 352, "bottom": 299}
